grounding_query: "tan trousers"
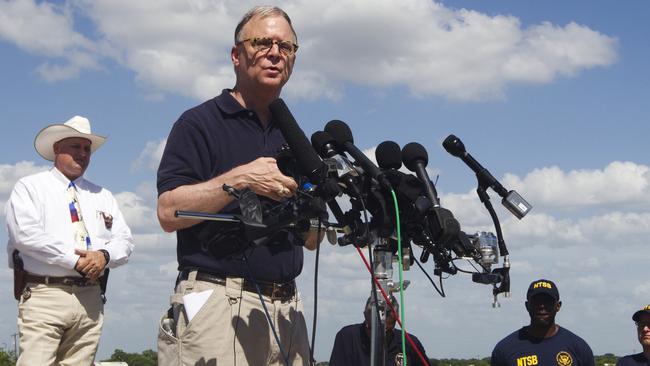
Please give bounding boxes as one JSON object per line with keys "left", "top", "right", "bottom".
{"left": 17, "top": 283, "right": 104, "bottom": 366}
{"left": 158, "top": 271, "right": 311, "bottom": 366}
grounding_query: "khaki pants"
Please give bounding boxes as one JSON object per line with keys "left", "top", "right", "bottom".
{"left": 158, "top": 271, "right": 311, "bottom": 366}
{"left": 17, "top": 283, "right": 104, "bottom": 366}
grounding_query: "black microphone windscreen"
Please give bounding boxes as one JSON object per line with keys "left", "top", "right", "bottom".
{"left": 402, "top": 142, "right": 428, "bottom": 172}
{"left": 269, "top": 98, "right": 323, "bottom": 180}
{"left": 376, "top": 141, "right": 402, "bottom": 170}
{"left": 324, "top": 120, "right": 354, "bottom": 145}
{"left": 310, "top": 131, "right": 336, "bottom": 157}
{"left": 442, "top": 134, "right": 465, "bottom": 157}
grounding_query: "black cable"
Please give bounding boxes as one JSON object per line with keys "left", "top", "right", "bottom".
{"left": 413, "top": 256, "right": 445, "bottom": 297}
{"left": 450, "top": 258, "right": 487, "bottom": 275}
{"left": 466, "top": 258, "right": 482, "bottom": 273}
{"left": 309, "top": 219, "right": 322, "bottom": 366}
{"left": 242, "top": 252, "right": 291, "bottom": 366}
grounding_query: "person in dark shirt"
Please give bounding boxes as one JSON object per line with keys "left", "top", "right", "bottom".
{"left": 156, "top": 5, "right": 321, "bottom": 366}
{"left": 329, "top": 295, "right": 431, "bottom": 366}
{"left": 491, "top": 279, "right": 595, "bottom": 366}
{"left": 616, "top": 304, "right": 650, "bottom": 366}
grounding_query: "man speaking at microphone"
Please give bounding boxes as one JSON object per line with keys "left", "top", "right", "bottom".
{"left": 156, "top": 5, "right": 320, "bottom": 366}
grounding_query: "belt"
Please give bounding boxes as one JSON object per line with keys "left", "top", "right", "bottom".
{"left": 179, "top": 270, "right": 296, "bottom": 301}
{"left": 25, "top": 274, "right": 99, "bottom": 287}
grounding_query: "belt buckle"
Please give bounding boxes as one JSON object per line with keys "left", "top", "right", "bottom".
{"left": 271, "top": 282, "right": 293, "bottom": 302}
{"left": 62, "top": 278, "right": 76, "bottom": 286}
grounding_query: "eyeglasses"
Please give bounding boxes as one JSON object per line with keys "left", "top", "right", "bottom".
{"left": 636, "top": 321, "right": 650, "bottom": 330}
{"left": 237, "top": 37, "right": 299, "bottom": 56}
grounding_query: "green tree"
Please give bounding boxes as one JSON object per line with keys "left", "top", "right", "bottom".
{"left": 102, "top": 348, "right": 157, "bottom": 366}
{"left": 0, "top": 349, "right": 16, "bottom": 366}
{"left": 595, "top": 353, "right": 620, "bottom": 366}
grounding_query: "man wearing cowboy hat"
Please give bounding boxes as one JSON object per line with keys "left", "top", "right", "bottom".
{"left": 616, "top": 305, "right": 650, "bottom": 365}
{"left": 156, "top": 5, "right": 321, "bottom": 365}
{"left": 5, "top": 115, "right": 134, "bottom": 365}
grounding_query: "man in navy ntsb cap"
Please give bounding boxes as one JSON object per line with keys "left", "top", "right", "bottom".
{"left": 616, "top": 304, "right": 650, "bottom": 365}
{"left": 491, "top": 279, "right": 595, "bottom": 366}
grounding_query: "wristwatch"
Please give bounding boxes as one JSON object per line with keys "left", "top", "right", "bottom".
{"left": 99, "top": 249, "right": 110, "bottom": 265}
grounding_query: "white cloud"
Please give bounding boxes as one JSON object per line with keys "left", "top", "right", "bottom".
{"left": 503, "top": 161, "right": 650, "bottom": 208}
{"left": 0, "top": 0, "right": 617, "bottom": 100}
{"left": 634, "top": 283, "right": 650, "bottom": 299}
{"left": 0, "top": 0, "right": 102, "bottom": 80}
{"left": 0, "top": 161, "right": 49, "bottom": 216}
{"left": 114, "top": 191, "right": 158, "bottom": 231}
{"left": 132, "top": 139, "right": 166, "bottom": 172}
{"left": 0, "top": 161, "right": 49, "bottom": 194}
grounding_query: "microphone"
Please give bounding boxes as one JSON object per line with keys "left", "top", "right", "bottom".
{"left": 442, "top": 134, "right": 532, "bottom": 219}
{"left": 311, "top": 130, "right": 358, "bottom": 178}
{"left": 400, "top": 141, "right": 463, "bottom": 250}
{"left": 401, "top": 142, "right": 440, "bottom": 207}
{"left": 375, "top": 141, "right": 402, "bottom": 170}
{"left": 269, "top": 99, "right": 325, "bottom": 184}
{"left": 375, "top": 140, "right": 406, "bottom": 190}
{"left": 324, "top": 120, "right": 391, "bottom": 189}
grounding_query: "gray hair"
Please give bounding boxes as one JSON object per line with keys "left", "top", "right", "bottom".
{"left": 234, "top": 5, "right": 297, "bottom": 43}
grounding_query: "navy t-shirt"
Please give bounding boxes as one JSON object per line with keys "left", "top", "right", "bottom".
{"left": 617, "top": 353, "right": 650, "bottom": 366}
{"left": 491, "top": 326, "right": 594, "bottom": 366}
{"left": 329, "top": 323, "right": 431, "bottom": 366}
{"left": 157, "top": 89, "right": 303, "bottom": 282}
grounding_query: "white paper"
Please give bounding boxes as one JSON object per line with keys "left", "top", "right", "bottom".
{"left": 183, "top": 289, "right": 213, "bottom": 322}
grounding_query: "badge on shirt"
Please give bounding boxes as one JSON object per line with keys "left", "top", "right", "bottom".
{"left": 98, "top": 211, "right": 113, "bottom": 230}
{"left": 556, "top": 351, "right": 573, "bottom": 366}
{"left": 394, "top": 352, "right": 404, "bottom": 366}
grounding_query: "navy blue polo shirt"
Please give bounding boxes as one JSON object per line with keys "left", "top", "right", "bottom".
{"left": 329, "top": 323, "right": 431, "bottom": 366}
{"left": 491, "top": 326, "right": 595, "bottom": 366}
{"left": 617, "top": 354, "right": 650, "bottom": 366}
{"left": 157, "top": 89, "right": 303, "bottom": 282}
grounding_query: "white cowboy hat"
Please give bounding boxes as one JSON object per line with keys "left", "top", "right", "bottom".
{"left": 34, "top": 115, "right": 107, "bottom": 161}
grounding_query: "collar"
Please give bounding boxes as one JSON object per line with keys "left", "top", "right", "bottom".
{"left": 50, "top": 167, "right": 85, "bottom": 190}
{"left": 215, "top": 89, "right": 277, "bottom": 130}
{"left": 216, "top": 89, "right": 249, "bottom": 115}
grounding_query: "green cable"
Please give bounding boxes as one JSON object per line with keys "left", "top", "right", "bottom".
{"left": 390, "top": 189, "right": 407, "bottom": 366}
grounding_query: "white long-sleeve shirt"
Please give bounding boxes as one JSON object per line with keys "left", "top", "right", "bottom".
{"left": 5, "top": 167, "right": 134, "bottom": 276}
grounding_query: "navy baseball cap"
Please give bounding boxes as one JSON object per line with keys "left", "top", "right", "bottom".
{"left": 526, "top": 279, "right": 559, "bottom": 301}
{"left": 632, "top": 304, "right": 650, "bottom": 322}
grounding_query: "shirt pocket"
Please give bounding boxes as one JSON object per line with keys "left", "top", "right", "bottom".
{"left": 89, "top": 205, "right": 115, "bottom": 247}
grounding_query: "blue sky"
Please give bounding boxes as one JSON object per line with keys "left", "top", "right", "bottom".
{"left": 1, "top": 0, "right": 649, "bottom": 361}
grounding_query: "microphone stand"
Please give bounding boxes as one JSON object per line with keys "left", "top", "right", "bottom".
{"left": 368, "top": 237, "right": 410, "bottom": 366}
{"left": 369, "top": 238, "right": 390, "bottom": 366}
{"left": 475, "top": 182, "right": 511, "bottom": 306}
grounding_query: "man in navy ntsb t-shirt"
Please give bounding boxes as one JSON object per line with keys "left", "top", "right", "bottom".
{"left": 330, "top": 295, "right": 431, "bottom": 366}
{"left": 491, "top": 279, "right": 594, "bottom": 366}
{"left": 617, "top": 304, "right": 650, "bottom": 366}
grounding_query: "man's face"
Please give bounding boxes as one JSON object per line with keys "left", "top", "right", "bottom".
{"left": 636, "top": 313, "right": 650, "bottom": 347}
{"left": 54, "top": 137, "right": 92, "bottom": 180}
{"left": 232, "top": 15, "right": 296, "bottom": 92}
{"left": 525, "top": 293, "right": 561, "bottom": 327}
{"left": 364, "top": 305, "right": 398, "bottom": 334}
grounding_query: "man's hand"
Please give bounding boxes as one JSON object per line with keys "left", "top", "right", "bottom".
{"left": 237, "top": 157, "right": 298, "bottom": 201}
{"left": 157, "top": 156, "right": 299, "bottom": 233}
{"left": 74, "top": 249, "right": 108, "bottom": 281}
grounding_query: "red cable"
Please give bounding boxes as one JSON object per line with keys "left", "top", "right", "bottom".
{"left": 356, "top": 246, "right": 430, "bottom": 366}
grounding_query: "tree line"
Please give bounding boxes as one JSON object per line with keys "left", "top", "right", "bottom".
{"left": 0, "top": 349, "right": 623, "bottom": 366}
